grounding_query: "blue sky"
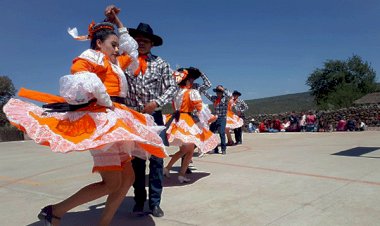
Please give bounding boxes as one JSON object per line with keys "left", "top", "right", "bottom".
{"left": 1, "top": 0, "right": 380, "bottom": 102}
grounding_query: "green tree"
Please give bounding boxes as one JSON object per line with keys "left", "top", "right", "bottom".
{"left": 0, "top": 76, "right": 16, "bottom": 126}
{"left": 306, "top": 55, "right": 377, "bottom": 109}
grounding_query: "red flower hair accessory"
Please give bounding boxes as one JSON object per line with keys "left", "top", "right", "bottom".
{"left": 173, "top": 69, "right": 189, "bottom": 84}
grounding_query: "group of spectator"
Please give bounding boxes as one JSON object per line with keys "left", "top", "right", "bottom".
{"left": 247, "top": 111, "right": 367, "bottom": 133}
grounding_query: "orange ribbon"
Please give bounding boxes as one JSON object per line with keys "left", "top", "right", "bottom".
{"left": 134, "top": 55, "right": 148, "bottom": 76}
{"left": 72, "top": 21, "right": 114, "bottom": 41}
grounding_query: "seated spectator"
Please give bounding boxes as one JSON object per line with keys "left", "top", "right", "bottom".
{"left": 272, "top": 118, "right": 281, "bottom": 132}
{"left": 317, "top": 117, "right": 327, "bottom": 132}
{"left": 286, "top": 111, "right": 300, "bottom": 132}
{"left": 258, "top": 121, "right": 268, "bottom": 133}
{"left": 265, "top": 119, "right": 272, "bottom": 130}
{"left": 299, "top": 112, "right": 306, "bottom": 132}
{"left": 328, "top": 123, "right": 334, "bottom": 132}
{"left": 248, "top": 119, "right": 257, "bottom": 133}
{"left": 357, "top": 119, "right": 366, "bottom": 131}
{"left": 346, "top": 118, "right": 356, "bottom": 131}
{"left": 305, "top": 111, "right": 316, "bottom": 132}
{"left": 281, "top": 118, "right": 289, "bottom": 132}
{"left": 336, "top": 116, "right": 347, "bottom": 131}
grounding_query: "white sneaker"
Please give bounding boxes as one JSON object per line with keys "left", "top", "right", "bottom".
{"left": 163, "top": 168, "right": 170, "bottom": 178}
{"left": 198, "top": 152, "right": 205, "bottom": 158}
{"left": 178, "top": 175, "right": 191, "bottom": 183}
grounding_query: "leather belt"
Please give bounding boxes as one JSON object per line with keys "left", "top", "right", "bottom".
{"left": 110, "top": 96, "right": 127, "bottom": 104}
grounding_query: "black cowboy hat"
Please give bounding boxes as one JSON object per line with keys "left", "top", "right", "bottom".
{"left": 185, "top": 67, "right": 202, "bottom": 80}
{"left": 232, "top": 90, "right": 242, "bottom": 96}
{"left": 129, "top": 23, "right": 163, "bottom": 46}
{"left": 174, "top": 67, "right": 201, "bottom": 84}
{"left": 213, "top": 85, "right": 224, "bottom": 93}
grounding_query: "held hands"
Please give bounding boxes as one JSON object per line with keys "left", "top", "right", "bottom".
{"left": 104, "top": 5, "right": 123, "bottom": 27}
{"left": 216, "top": 85, "right": 224, "bottom": 92}
{"left": 108, "top": 104, "right": 115, "bottom": 111}
{"left": 142, "top": 101, "right": 158, "bottom": 114}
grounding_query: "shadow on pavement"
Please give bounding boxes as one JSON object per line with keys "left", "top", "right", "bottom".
{"left": 26, "top": 197, "right": 156, "bottom": 226}
{"left": 162, "top": 169, "right": 211, "bottom": 187}
{"left": 332, "top": 146, "right": 380, "bottom": 158}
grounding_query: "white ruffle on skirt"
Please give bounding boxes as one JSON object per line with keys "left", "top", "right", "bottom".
{"left": 226, "top": 111, "right": 244, "bottom": 129}
{"left": 166, "top": 113, "right": 218, "bottom": 153}
{"left": 3, "top": 98, "right": 167, "bottom": 159}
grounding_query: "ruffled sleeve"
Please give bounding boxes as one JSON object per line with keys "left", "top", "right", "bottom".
{"left": 63, "top": 53, "right": 112, "bottom": 107}
{"left": 118, "top": 31, "right": 139, "bottom": 73}
{"left": 198, "top": 103, "right": 215, "bottom": 128}
{"left": 190, "top": 89, "right": 203, "bottom": 112}
{"left": 59, "top": 73, "right": 112, "bottom": 107}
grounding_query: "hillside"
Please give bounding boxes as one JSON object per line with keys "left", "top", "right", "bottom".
{"left": 244, "top": 92, "right": 316, "bottom": 115}
{"left": 163, "top": 91, "right": 316, "bottom": 115}
{"left": 162, "top": 82, "right": 380, "bottom": 115}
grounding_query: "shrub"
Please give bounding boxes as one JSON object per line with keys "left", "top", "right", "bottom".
{"left": 0, "top": 126, "right": 24, "bottom": 142}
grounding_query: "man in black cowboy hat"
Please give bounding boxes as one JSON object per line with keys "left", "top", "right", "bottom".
{"left": 231, "top": 90, "right": 248, "bottom": 145}
{"left": 124, "top": 22, "right": 177, "bottom": 218}
{"left": 203, "top": 85, "right": 232, "bottom": 155}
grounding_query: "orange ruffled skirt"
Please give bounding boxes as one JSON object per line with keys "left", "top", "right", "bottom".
{"left": 3, "top": 89, "right": 167, "bottom": 160}
{"left": 166, "top": 113, "right": 218, "bottom": 153}
{"left": 226, "top": 111, "right": 244, "bottom": 129}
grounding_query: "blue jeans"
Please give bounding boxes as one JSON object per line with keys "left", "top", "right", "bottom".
{"left": 132, "top": 110, "right": 164, "bottom": 209}
{"left": 210, "top": 116, "right": 227, "bottom": 151}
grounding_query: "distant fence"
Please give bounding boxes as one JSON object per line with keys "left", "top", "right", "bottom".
{"left": 0, "top": 126, "right": 24, "bottom": 142}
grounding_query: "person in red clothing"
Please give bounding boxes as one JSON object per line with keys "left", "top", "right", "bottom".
{"left": 272, "top": 118, "right": 282, "bottom": 131}
{"left": 259, "top": 121, "right": 268, "bottom": 133}
{"left": 336, "top": 116, "right": 347, "bottom": 131}
{"left": 305, "top": 111, "right": 316, "bottom": 132}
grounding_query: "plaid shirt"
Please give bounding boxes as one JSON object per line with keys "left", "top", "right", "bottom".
{"left": 191, "top": 72, "right": 211, "bottom": 93}
{"left": 125, "top": 53, "right": 177, "bottom": 111}
{"left": 203, "top": 89, "right": 232, "bottom": 118}
{"left": 234, "top": 99, "right": 248, "bottom": 113}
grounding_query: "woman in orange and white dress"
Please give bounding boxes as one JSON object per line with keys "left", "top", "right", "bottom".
{"left": 163, "top": 68, "right": 218, "bottom": 183}
{"left": 3, "top": 6, "right": 166, "bottom": 226}
{"left": 225, "top": 96, "right": 244, "bottom": 145}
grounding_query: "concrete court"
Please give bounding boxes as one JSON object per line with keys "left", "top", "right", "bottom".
{"left": 0, "top": 131, "right": 380, "bottom": 226}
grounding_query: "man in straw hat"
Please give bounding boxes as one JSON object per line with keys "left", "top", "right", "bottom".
{"left": 124, "top": 22, "right": 177, "bottom": 218}
{"left": 248, "top": 118, "right": 256, "bottom": 133}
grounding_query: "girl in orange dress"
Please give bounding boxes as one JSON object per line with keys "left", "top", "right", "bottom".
{"left": 163, "top": 68, "right": 218, "bottom": 183}
{"left": 225, "top": 97, "right": 244, "bottom": 145}
{"left": 3, "top": 6, "right": 166, "bottom": 226}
